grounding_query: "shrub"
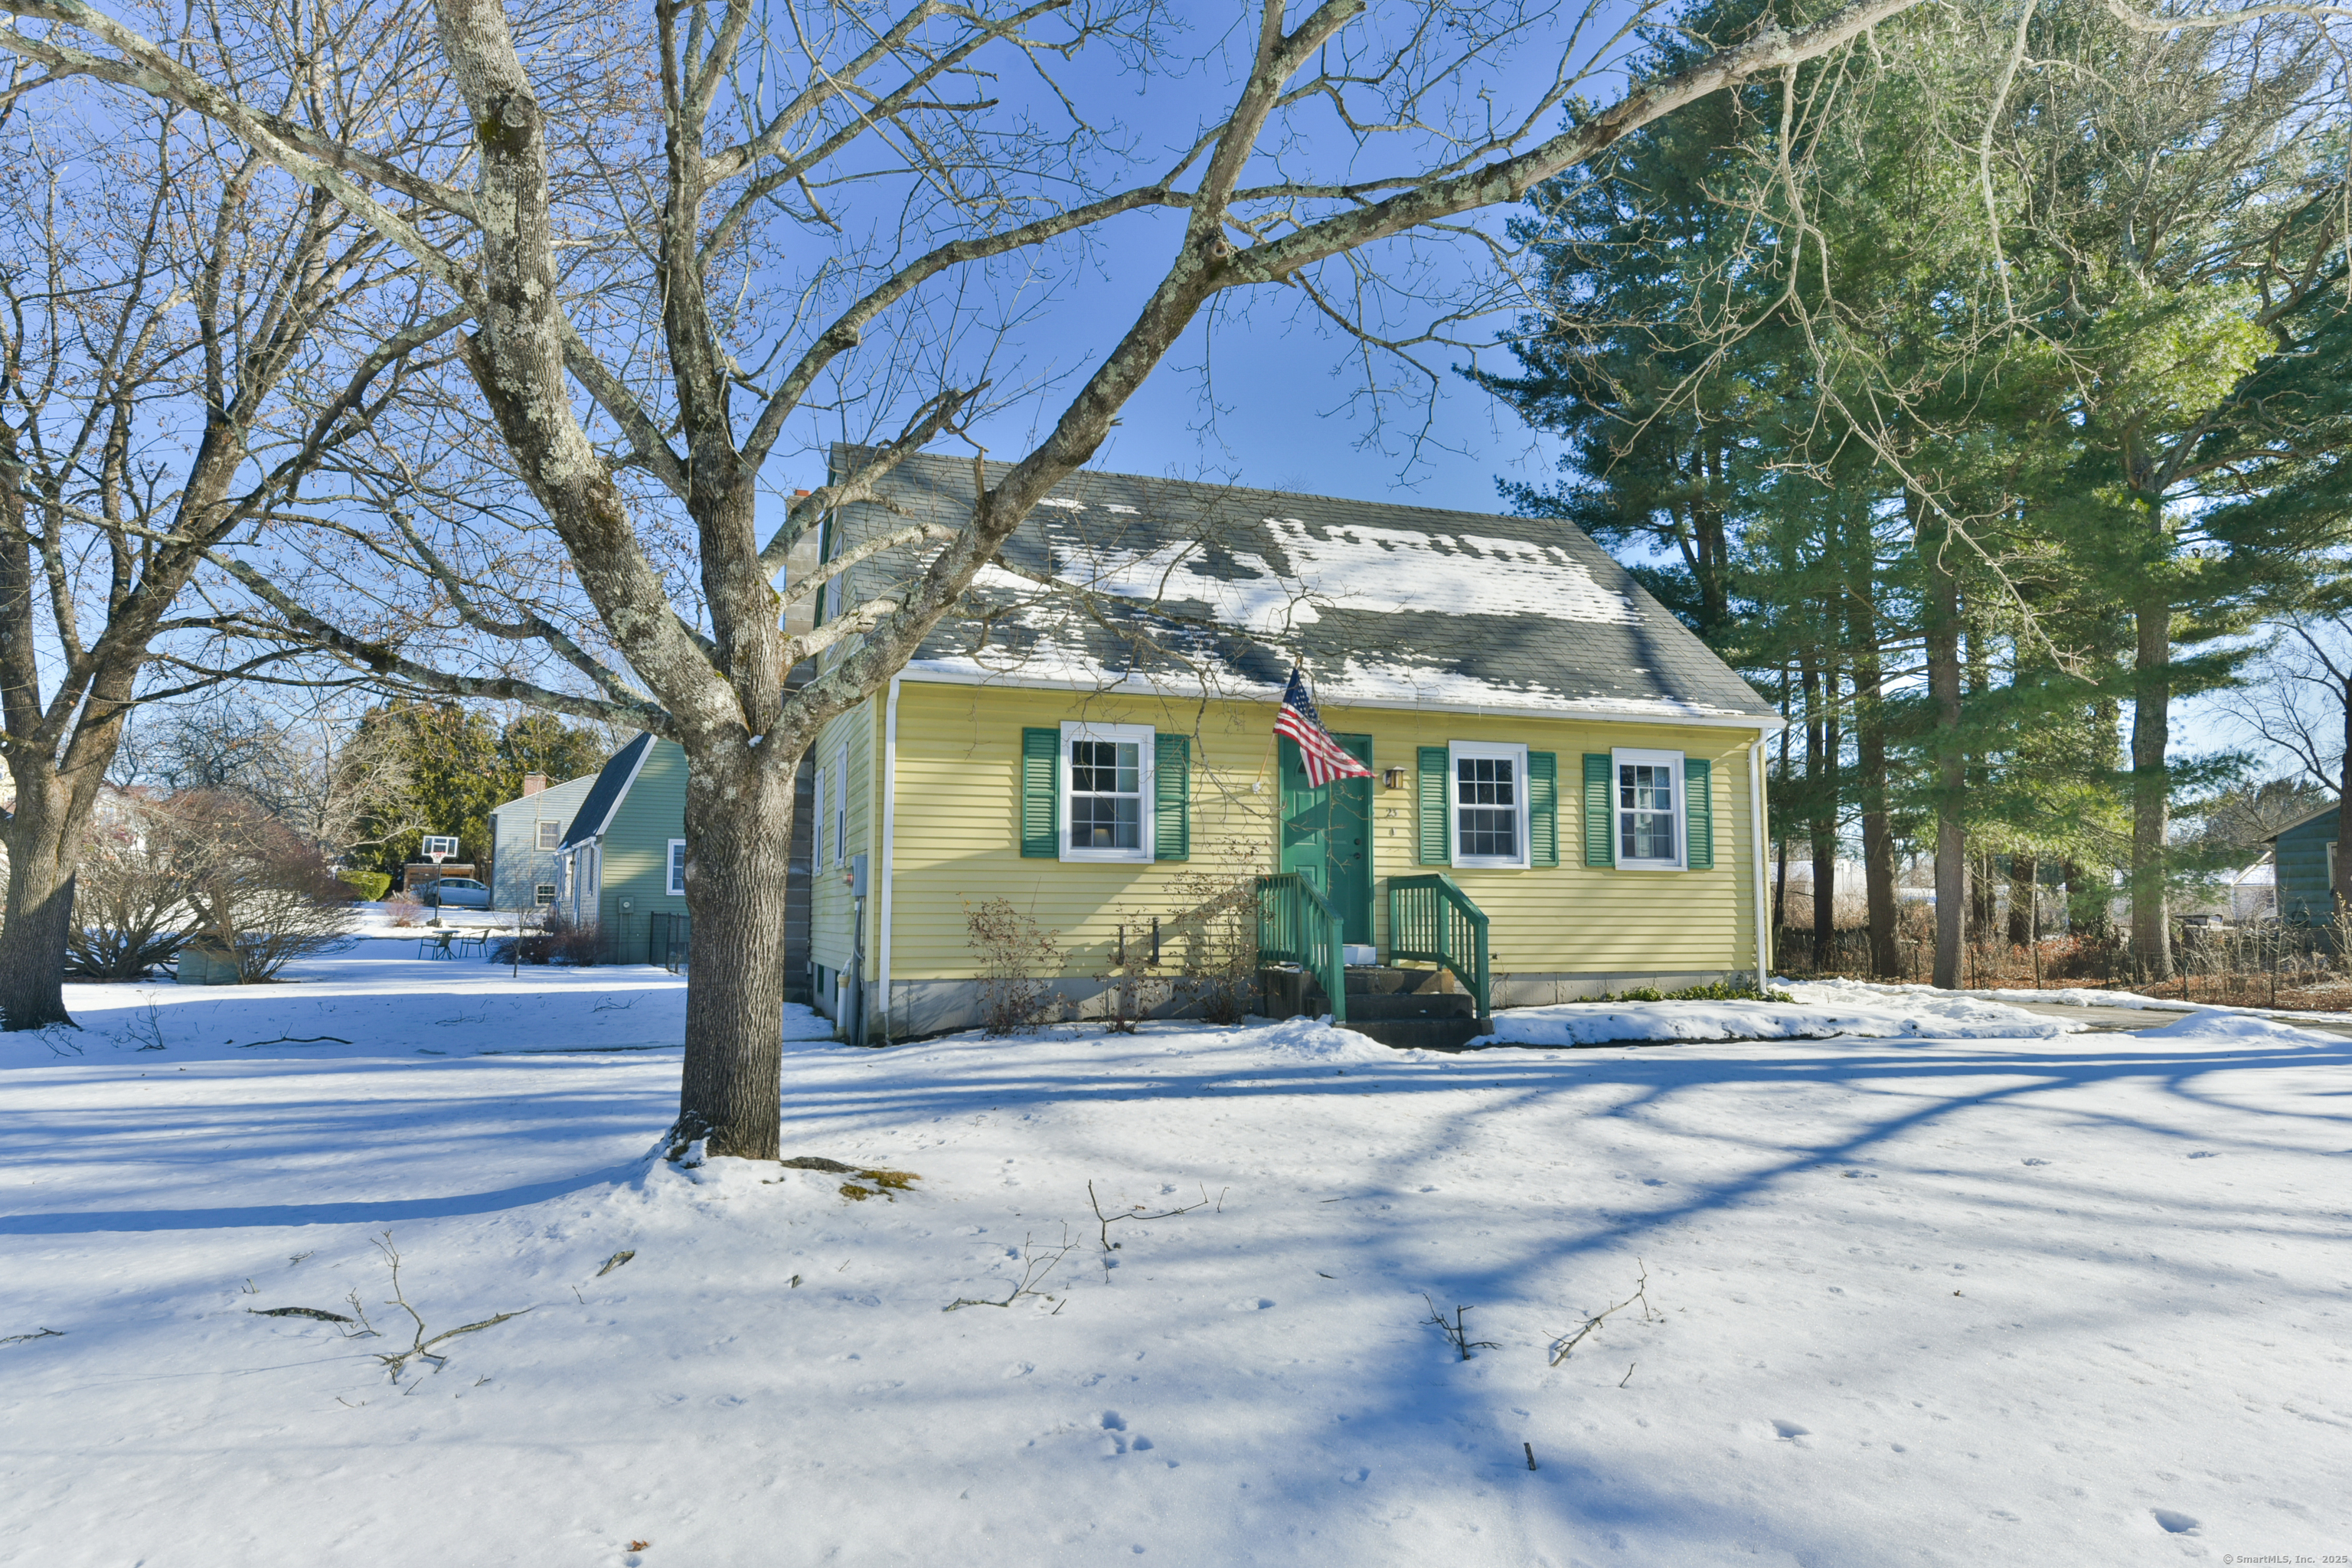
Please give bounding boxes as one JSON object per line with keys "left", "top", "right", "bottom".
{"left": 384, "top": 890, "right": 424, "bottom": 926}
{"left": 173, "top": 792, "right": 357, "bottom": 981}
{"left": 338, "top": 869, "right": 393, "bottom": 902}
{"left": 1581, "top": 979, "right": 1795, "bottom": 1005}
{"left": 67, "top": 800, "right": 201, "bottom": 980}
{"left": 964, "top": 897, "right": 1060, "bottom": 1034}
{"left": 1165, "top": 861, "right": 1260, "bottom": 1026}
{"left": 487, "top": 912, "right": 601, "bottom": 965}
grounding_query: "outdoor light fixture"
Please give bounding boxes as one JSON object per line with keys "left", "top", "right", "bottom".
{"left": 1382, "top": 766, "right": 1406, "bottom": 791}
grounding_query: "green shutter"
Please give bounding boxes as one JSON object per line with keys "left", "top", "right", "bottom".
{"left": 1417, "top": 746, "right": 1450, "bottom": 865}
{"left": 1155, "top": 734, "right": 1190, "bottom": 861}
{"left": 1583, "top": 753, "right": 1614, "bottom": 867}
{"left": 1527, "top": 752, "right": 1558, "bottom": 867}
{"left": 1020, "top": 727, "right": 1059, "bottom": 858}
{"left": 1684, "top": 756, "right": 1713, "bottom": 870}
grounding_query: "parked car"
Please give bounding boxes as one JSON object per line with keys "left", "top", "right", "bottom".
{"left": 421, "top": 877, "right": 492, "bottom": 910}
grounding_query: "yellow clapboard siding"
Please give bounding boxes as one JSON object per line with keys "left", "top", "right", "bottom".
{"left": 874, "top": 681, "right": 1765, "bottom": 982}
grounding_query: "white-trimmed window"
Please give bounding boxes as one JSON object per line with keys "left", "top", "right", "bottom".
{"left": 837, "top": 746, "right": 850, "bottom": 863}
{"left": 811, "top": 763, "right": 828, "bottom": 869}
{"left": 534, "top": 882, "right": 557, "bottom": 906}
{"left": 1060, "top": 721, "right": 1154, "bottom": 863}
{"left": 1614, "top": 747, "right": 1685, "bottom": 870}
{"left": 667, "top": 839, "right": 687, "bottom": 896}
{"left": 536, "top": 820, "right": 561, "bottom": 851}
{"left": 1449, "top": 741, "right": 1529, "bottom": 869}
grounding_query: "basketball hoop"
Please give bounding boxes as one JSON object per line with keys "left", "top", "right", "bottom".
{"left": 422, "top": 835, "right": 459, "bottom": 926}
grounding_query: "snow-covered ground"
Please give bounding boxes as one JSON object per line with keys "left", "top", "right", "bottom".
{"left": 4, "top": 945, "right": 2348, "bottom": 1566}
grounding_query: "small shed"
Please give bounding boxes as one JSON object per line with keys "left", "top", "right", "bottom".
{"left": 175, "top": 944, "right": 240, "bottom": 985}
{"left": 2266, "top": 802, "right": 2340, "bottom": 924}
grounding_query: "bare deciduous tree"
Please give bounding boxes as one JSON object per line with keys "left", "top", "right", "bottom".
{"left": 8, "top": 0, "right": 2325, "bottom": 1145}
{"left": 0, "top": 26, "right": 452, "bottom": 1027}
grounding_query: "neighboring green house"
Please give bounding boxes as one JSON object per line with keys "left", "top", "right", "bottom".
{"left": 552, "top": 733, "right": 691, "bottom": 962}
{"left": 2266, "top": 802, "right": 2340, "bottom": 924}
{"left": 486, "top": 770, "right": 600, "bottom": 911}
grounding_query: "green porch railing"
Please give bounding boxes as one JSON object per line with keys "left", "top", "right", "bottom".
{"left": 1255, "top": 872, "right": 1348, "bottom": 1024}
{"left": 1387, "top": 873, "right": 1491, "bottom": 1019}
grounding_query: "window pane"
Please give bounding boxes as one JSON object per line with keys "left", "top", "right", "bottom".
{"left": 1459, "top": 806, "right": 1517, "bottom": 859}
{"left": 1455, "top": 755, "right": 1516, "bottom": 806}
{"left": 1455, "top": 755, "right": 1518, "bottom": 859}
{"left": 1069, "top": 794, "right": 1142, "bottom": 849}
{"left": 1619, "top": 763, "right": 1677, "bottom": 861}
{"left": 1068, "top": 737, "right": 1145, "bottom": 851}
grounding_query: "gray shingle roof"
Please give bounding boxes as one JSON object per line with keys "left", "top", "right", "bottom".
{"left": 829, "top": 449, "right": 1774, "bottom": 722}
{"left": 560, "top": 733, "right": 652, "bottom": 849}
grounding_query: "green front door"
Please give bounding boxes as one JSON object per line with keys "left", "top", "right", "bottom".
{"left": 1279, "top": 734, "right": 1374, "bottom": 946}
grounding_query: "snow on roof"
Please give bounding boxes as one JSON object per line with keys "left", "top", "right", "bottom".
{"left": 830, "top": 449, "right": 1775, "bottom": 722}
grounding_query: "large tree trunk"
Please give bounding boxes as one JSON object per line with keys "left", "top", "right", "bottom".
{"left": 0, "top": 769, "right": 82, "bottom": 1030}
{"left": 1926, "top": 525, "right": 1966, "bottom": 990}
{"left": 1849, "top": 588, "right": 1899, "bottom": 979}
{"left": 671, "top": 741, "right": 801, "bottom": 1160}
{"left": 2129, "top": 586, "right": 2173, "bottom": 980}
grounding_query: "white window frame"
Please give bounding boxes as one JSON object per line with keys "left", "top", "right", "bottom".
{"left": 1058, "top": 721, "right": 1155, "bottom": 864}
{"left": 1612, "top": 747, "right": 1687, "bottom": 871}
{"left": 832, "top": 743, "right": 850, "bottom": 866}
{"left": 536, "top": 820, "right": 561, "bottom": 851}
{"left": 1448, "top": 741, "right": 1530, "bottom": 871}
{"left": 534, "top": 882, "right": 557, "bottom": 906}
{"left": 667, "top": 838, "right": 688, "bottom": 897}
{"left": 812, "top": 763, "right": 828, "bottom": 870}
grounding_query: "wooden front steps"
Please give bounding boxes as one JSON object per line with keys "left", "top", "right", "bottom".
{"left": 1260, "top": 965, "right": 1496, "bottom": 1052}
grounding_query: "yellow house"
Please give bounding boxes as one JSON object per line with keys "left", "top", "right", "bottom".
{"left": 802, "top": 452, "right": 1781, "bottom": 1043}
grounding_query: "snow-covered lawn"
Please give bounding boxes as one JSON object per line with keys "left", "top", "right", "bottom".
{"left": 4, "top": 949, "right": 2348, "bottom": 1566}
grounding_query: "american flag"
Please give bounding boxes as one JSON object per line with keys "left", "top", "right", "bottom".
{"left": 1275, "top": 665, "right": 1373, "bottom": 787}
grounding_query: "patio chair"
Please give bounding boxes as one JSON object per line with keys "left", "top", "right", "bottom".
{"left": 419, "top": 930, "right": 455, "bottom": 959}
{"left": 452, "top": 931, "right": 487, "bottom": 959}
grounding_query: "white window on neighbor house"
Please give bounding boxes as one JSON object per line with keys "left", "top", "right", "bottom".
{"left": 1449, "top": 741, "right": 1529, "bottom": 870}
{"left": 537, "top": 820, "right": 561, "bottom": 851}
{"left": 1614, "top": 747, "right": 1686, "bottom": 870}
{"left": 534, "top": 883, "right": 557, "bottom": 906}
{"left": 1060, "top": 721, "right": 1154, "bottom": 864}
{"left": 811, "top": 763, "right": 828, "bottom": 870}
{"left": 668, "top": 839, "right": 687, "bottom": 897}
{"left": 833, "top": 743, "right": 849, "bottom": 866}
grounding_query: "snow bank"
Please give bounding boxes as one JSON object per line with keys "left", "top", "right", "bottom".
{"left": 1491, "top": 988, "right": 2082, "bottom": 1047}
{"left": 2128, "top": 1011, "right": 2344, "bottom": 1045}
{"left": 1784, "top": 973, "right": 2352, "bottom": 1031}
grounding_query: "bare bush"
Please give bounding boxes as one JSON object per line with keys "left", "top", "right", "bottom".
{"left": 66, "top": 799, "right": 200, "bottom": 981}
{"left": 965, "top": 898, "right": 1060, "bottom": 1036}
{"left": 488, "top": 911, "right": 600, "bottom": 967}
{"left": 175, "top": 793, "right": 357, "bottom": 982}
{"left": 1165, "top": 861, "right": 1263, "bottom": 1027}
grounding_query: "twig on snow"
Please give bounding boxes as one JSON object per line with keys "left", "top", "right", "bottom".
{"left": 595, "top": 1250, "right": 635, "bottom": 1278}
{"left": 1423, "top": 1295, "right": 1500, "bottom": 1361}
{"left": 1550, "top": 1259, "right": 1656, "bottom": 1368}
{"left": 1, "top": 1327, "right": 64, "bottom": 1346}
{"left": 367, "top": 1232, "right": 529, "bottom": 1380}
{"left": 946, "top": 1228, "right": 1078, "bottom": 1312}
{"left": 1085, "top": 1180, "right": 1222, "bottom": 1280}
{"left": 237, "top": 1034, "right": 352, "bottom": 1048}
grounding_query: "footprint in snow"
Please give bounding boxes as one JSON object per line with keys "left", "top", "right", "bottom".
{"left": 1771, "top": 1419, "right": 1810, "bottom": 1442}
{"left": 2187, "top": 1152, "right": 2218, "bottom": 1160}
{"left": 2151, "top": 1510, "right": 2200, "bottom": 1535}
{"left": 2022, "top": 1158, "right": 2050, "bottom": 1166}
{"left": 1227, "top": 1298, "right": 1276, "bottom": 1312}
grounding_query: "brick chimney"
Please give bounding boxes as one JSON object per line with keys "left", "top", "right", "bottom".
{"left": 522, "top": 773, "right": 549, "bottom": 796}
